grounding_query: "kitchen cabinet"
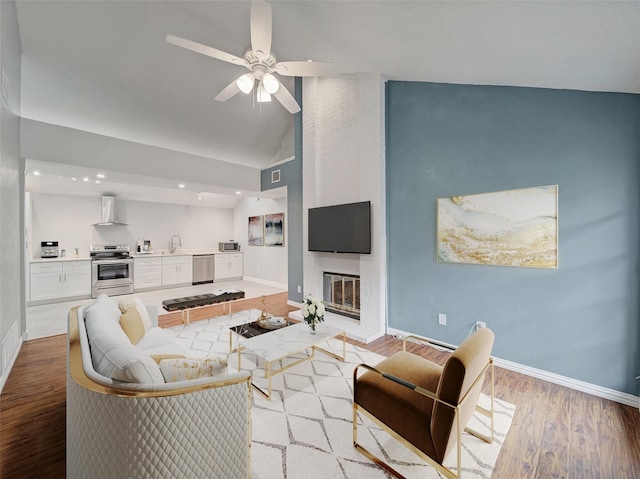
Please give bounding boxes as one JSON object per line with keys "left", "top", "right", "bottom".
{"left": 30, "top": 261, "right": 91, "bottom": 301}
{"left": 134, "top": 257, "right": 162, "bottom": 290}
{"left": 162, "top": 255, "right": 193, "bottom": 286}
{"left": 214, "top": 253, "right": 243, "bottom": 282}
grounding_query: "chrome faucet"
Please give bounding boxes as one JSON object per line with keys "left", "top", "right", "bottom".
{"left": 170, "top": 234, "right": 182, "bottom": 253}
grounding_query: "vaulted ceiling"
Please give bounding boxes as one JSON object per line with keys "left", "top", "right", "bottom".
{"left": 15, "top": 1, "right": 640, "bottom": 202}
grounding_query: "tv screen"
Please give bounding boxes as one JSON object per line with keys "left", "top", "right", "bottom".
{"left": 308, "top": 201, "right": 371, "bottom": 254}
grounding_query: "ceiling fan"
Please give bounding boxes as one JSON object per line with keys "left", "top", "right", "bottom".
{"left": 167, "top": 0, "right": 339, "bottom": 114}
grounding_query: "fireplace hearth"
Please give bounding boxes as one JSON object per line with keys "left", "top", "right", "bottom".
{"left": 323, "top": 272, "right": 360, "bottom": 320}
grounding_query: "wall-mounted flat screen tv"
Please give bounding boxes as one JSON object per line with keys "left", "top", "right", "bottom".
{"left": 308, "top": 201, "right": 371, "bottom": 254}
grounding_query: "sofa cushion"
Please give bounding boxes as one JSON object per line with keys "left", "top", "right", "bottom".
{"left": 119, "top": 308, "right": 146, "bottom": 345}
{"left": 150, "top": 354, "right": 186, "bottom": 364}
{"left": 136, "top": 328, "right": 186, "bottom": 357}
{"left": 119, "top": 296, "right": 152, "bottom": 330}
{"left": 159, "top": 356, "right": 228, "bottom": 383}
{"left": 85, "top": 309, "right": 164, "bottom": 384}
{"left": 85, "top": 294, "right": 122, "bottom": 324}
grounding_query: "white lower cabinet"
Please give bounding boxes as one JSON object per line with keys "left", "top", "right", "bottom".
{"left": 214, "top": 253, "right": 243, "bottom": 281}
{"left": 30, "top": 261, "right": 91, "bottom": 301}
{"left": 133, "top": 257, "right": 162, "bottom": 290}
{"left": 161, "top": 255, "right": 193, "bottom": 286}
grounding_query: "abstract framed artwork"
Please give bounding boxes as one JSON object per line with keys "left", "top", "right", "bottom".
{"left": 437, "top": 185, "right": 558, "bottom": 268}
{"left": 248, "top": 215, "right": 264, "bottom": 246}
{"left": 264, "top": 212, "right": 285, "bottom": 247}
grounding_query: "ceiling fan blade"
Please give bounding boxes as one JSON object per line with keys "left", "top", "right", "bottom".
{"left": 273, "top": 84, "right": 301, "bottom": 114}
{"left": 274, "top": 61, "right": 341, "bottom": 77}
{"left": 214, "top": 79, "right": 242, "bottom": 102}
{"left": 166, "top": 34, "right": 246, "bottom": 66}
{"left": 250, "top": 1, "right": 272, "bottom": 60}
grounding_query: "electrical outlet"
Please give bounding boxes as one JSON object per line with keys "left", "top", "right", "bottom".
{"left": 438, "top": 313, "right": 447, "bottom": 326}
{"left": 297, "top": 285, "right": 301, "bottom": 294}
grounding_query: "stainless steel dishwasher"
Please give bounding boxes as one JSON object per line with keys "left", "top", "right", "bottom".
{"left": 192, "top": 254, "right": 215, "bottom": 284}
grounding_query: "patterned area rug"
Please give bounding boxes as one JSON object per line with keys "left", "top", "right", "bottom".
{"left": 166, "top": 310, "right": 515, "bottom": 479}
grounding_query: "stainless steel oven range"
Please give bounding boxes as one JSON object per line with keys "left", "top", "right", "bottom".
{"left": 90, "top": 244, "right": 134, "bottom": 298}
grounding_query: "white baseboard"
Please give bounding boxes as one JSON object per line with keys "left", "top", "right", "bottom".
{"left": 387, "top": 326, "right": 639, "bottom": 409}
{"left": 494, "top": 357, "right": 639, "bottom": 408}
{"left": 0, "top": 320, "right": 23, "bottom": 393}
{"left": 242, "top": 276, "right": 288, "bottom": 291}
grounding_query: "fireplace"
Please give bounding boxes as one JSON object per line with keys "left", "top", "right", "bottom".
{"left": 323, "top": 272, "right": 360, "bottom": 320}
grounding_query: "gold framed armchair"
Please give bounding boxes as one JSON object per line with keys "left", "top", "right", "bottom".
{"left": 353, "top": 328, "right": 495, "bottom": 479}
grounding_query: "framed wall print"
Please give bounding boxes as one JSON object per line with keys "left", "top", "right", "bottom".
{"left": 248, "top": 215, "right": 264, "bottom": 246}
{"left": 437, "top": 185, "right": 558, "bottom": 268}
{"left": 264, "top": 213, "right": 285, "bottom": 246}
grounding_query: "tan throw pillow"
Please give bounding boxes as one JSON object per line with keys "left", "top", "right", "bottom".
{"left": 119, "top": 308, "right": 146, "bottom": 345}
{"left": 150, "top": 354, "right": 186, "bottom": 365}
{"left": 158, "top": 356, "right": 228, "bottom": 383}
{"left": 119, "top": 297, "right": 152, "bottom": 330}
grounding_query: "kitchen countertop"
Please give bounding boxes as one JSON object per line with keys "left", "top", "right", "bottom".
{"left": 30, "top": 249, "right": 242, "bottom": 262}
{"left": 31, "top": 256, "right": 91, "bottom": 263}
{"left": 132, "top": 249, "right": 242, "bottom": 257}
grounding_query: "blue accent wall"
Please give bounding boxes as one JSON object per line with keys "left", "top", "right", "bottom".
{"left": 260, "top": 78, "right": 303, "bottom": 303}
{"left": 386, "top": 81, "right": 640, "bottom": 395}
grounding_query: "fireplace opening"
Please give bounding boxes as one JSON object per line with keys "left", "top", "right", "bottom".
{"left": 323, "top": 272, "right": 360, "bottom": 320}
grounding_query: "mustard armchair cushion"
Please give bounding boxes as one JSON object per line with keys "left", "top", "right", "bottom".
{"left": 355, "top": 350, "right": 443, "bottom": 458}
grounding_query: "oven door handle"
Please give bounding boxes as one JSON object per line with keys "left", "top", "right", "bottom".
{"left": 92, "top": 259, "right": 134, "bottom": 265}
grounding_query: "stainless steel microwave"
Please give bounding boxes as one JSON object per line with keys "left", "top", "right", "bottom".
{"left": 219, "top": 241, "right": 240, "bottom": 252}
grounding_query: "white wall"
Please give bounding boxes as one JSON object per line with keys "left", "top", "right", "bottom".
{"left": 20, "top": 119, "right": 261, "bottom": 192}
{"left": 233, "top": 196, "right": 288, "bottom": 289}
{"left": 29, "top": 193, "right": 234, "bottom": 258}
{"left": 0, "top": 0, "right": 23, "bottom": 391}
{"left": 302, "top": 73, "right": 386, "bottom": 339}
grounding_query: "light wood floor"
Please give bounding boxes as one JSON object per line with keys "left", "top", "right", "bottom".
{"left": 2, "top": 321, "right": 639, "bottom": 478}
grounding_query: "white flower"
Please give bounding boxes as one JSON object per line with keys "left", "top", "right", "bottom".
{"left": 317, "top": 303, "right": 325, "bottom": 317}
{"left": 309, "top": 304, "right": 316, "bottom": 315}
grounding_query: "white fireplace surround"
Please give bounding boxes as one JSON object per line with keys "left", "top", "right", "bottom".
{"left": 298, "top": 74, "right": 387, "bottom": 344}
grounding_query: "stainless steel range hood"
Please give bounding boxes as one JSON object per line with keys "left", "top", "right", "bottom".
{"left": 92, "top": 195, "right": 128, "bottom": 226}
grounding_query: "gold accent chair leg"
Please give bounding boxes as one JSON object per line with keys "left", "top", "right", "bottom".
{"left": 353, "top": 405, "right": 409, "bottom": 479}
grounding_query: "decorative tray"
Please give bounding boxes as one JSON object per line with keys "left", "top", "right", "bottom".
{"left": 257, "top": 316, "right": 288, "bottom": 330}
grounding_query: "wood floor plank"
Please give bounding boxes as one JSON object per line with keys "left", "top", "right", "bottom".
{"left": 2, "top": 321, "right": 640, "bottom": 478}
{"left": 535, "top": 383, "right": 571, "bottom": 479}
{"left": 0, "top": 334, "right": 67, "bottom": 478}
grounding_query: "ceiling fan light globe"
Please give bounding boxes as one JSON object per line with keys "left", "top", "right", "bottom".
{"left": 257, "top": 85, "right": 272, "bottom": 103}
{"left": 262, "top": 73, "right": 280, "bottom": 94}
{"left": 236, "top": 73, "right": 255, "bottom": 94}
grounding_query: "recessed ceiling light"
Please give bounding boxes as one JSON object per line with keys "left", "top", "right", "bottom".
{"left": 236, "top": 191, "right": 242, "bottom": 195}
{"left": 71, "top": 177, "right": 77, "bottom": 182}
{"left": 95, "top": 180, "right": 101, "bottom": 184}
{"left": 33, "top": 170, "right": 41, "bottom": 176}
{"left": 83, "top": 177, "right": 90, "bottom": 182}
{"left": 178, "top": 184, "right": 185, "bottom": 189}
{"left": 96, "top": 173, "right": 105, "bottom": 179}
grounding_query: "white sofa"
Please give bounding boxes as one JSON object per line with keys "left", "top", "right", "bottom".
{"left": 67, "top": 294, "right": 252, "bottom": 479}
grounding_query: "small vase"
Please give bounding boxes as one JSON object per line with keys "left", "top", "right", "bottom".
{"left": 308, "top": 321, "right": 316, "bottom": 334}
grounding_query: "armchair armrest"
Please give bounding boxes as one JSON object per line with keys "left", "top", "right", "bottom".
{"left": 354, "top": 363, "right": 453, "bottom": 407}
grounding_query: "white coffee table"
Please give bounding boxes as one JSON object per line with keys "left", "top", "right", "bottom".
{"left": 229, "top": 321, "right": 346, "bottom": 400}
